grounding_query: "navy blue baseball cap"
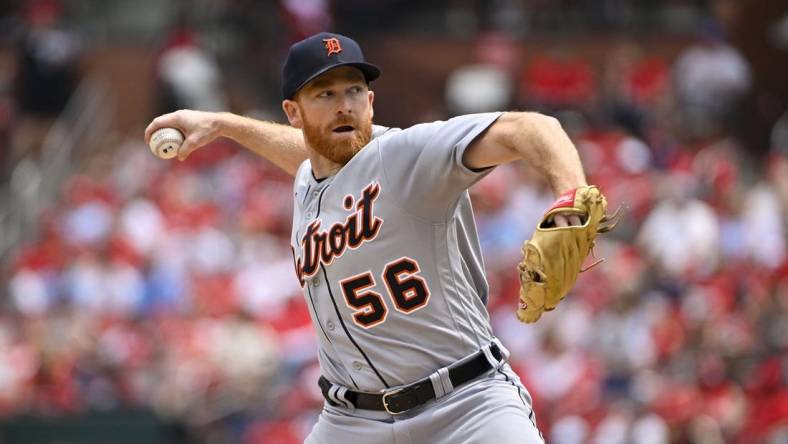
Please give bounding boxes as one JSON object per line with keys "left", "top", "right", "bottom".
{"left": 281, "top": 32, "right": 381, "bottom": 100}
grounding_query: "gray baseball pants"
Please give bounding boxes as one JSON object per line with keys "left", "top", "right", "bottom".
{"left": 305, "top": 364, "right": 544, "bottom": 444}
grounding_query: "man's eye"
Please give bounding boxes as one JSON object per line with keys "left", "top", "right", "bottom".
{"left": 318, "top": 90, "right": 333, "bottom": 98}
{"left": 349, "top": 86, "right": 362, "bottom": 94}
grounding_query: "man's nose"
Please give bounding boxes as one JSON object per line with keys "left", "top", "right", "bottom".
{"left": 336, "top": 94, "right": 354, "bottom": 115}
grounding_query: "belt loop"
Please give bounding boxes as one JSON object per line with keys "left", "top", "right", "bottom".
{"left": 483, "top": 339, "right": 508, "bottom": 369}
{"left": 335, "top": 385, "right": 355, "bottom": 411}
{"left": 328, "top": 384, "right": 354, "bottom": 410}
{"left": 438, "top": 367, "right": 454, "bottom": 396}
{"left": 492, "top": 338, "right": 510, "bottom": 361}
{"left": 429, "top": 367, "right": 454, "bottom": 400}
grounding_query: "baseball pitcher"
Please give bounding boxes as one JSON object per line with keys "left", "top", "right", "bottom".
{"left": 146, "top": 32, "right": 617, "bottom": 444}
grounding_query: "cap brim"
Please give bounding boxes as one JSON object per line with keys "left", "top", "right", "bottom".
{"left": 288, "top": 62, "right": 381, "bottom": 99}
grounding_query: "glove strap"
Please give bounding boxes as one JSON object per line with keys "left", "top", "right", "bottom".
{"left": 548, "top": 188, "right": 578, "bottom": 212}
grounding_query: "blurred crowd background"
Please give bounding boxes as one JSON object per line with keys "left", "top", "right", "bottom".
{"left": 2, "top": 0, "right": 788, "bottom": 443}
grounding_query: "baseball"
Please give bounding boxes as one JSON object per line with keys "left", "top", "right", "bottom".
{"left": 149, "top": 127, "right": 184, "bottom": 159}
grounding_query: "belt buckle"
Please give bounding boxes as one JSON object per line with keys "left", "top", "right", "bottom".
{"left": 381, "top": 387, "right": 406, "bottom": 415}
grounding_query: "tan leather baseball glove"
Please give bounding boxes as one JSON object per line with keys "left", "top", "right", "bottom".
{"left": 517, "top": 185, "right": 620, "bottom": 323}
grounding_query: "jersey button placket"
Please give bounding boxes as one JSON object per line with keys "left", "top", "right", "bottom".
{"left": 311, "top": 277, "right": 320, "bottom": 287}
{"left": 326, "top": 320, "right": 335, "bottom": 331}
{"left": 351, "top": 361, "right": 363, "bottom": 371}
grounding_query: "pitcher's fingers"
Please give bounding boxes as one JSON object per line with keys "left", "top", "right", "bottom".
{"left": 177, "top": 134, "right": 202, "bottom": 161}
{"left": 568, "top": 215, "right": 582, "bottom": 226}
{"left": 144, "top": 113, "right": 179, "bottom": 145}
{"left": 553, "top": 213, "right": 569, "bottom": 227}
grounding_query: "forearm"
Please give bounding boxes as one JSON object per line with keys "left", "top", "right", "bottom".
{"left": 145, "top": 109, "right": 309, "bottom": 176}
{"left": 218, "top": 113, "right": 307, "bottom": 176}
{"left": 509, "top": 113, "right": 587, "bottom": 195}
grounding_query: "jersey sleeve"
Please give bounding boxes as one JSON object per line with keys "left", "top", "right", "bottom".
{"left": 378, "top": 112, "right": 503, "bottom": 221}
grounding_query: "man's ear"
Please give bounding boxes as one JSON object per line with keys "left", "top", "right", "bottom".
{"left": 368, "top": 90, "right": 375, "bottom": 119}
{"left": 282, "top": 99, "right": 303, "bottom": 129}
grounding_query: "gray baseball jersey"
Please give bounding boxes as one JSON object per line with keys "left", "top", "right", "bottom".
{"left": 291, "top": 112, "right": 502, "bottom": 392}
{"left": 292, "top": 112, "right": 543, "bottom": 443}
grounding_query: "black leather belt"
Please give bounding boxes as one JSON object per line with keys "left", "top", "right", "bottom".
{"left": 319, "top": 343, "right": 503, "bottom": 415}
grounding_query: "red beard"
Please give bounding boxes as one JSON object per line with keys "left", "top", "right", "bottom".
{"left": 302, "top": 114, "right": 373, "bottom": 165}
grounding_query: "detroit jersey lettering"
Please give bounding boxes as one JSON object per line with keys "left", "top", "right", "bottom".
{"left": 290, "top": 112, "right": 503, "bottom": 392}
{"left": 294, "top": 183, "right": 383, "bottom": 286}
